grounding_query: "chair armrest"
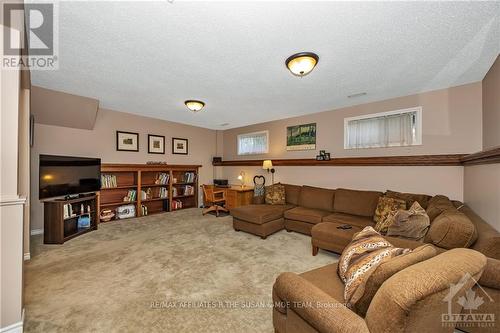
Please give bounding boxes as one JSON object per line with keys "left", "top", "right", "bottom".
{"left": 213, "top": 190, "right": 225, "bottom": 195}
{"left": 274, "top": 272, "right": 369, "bottom": 333}
{"left": 479, "top": 257, "right": 500, "bottom": 289}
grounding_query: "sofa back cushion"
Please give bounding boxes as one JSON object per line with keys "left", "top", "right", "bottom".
{"left": 385, "top": 190, "right": 432, "bottom": 209}
{"left": 353, "top": 244, "right": 436, "bottom": 316}
{"left": 427, "top": 210, "right": 478, "bottom": 249}
{"left": 298, "top": 186, "right": 335, "bottom": 211}
{"left": 425, "top": 195, "right": 455, "bottom": 221}
{"left": 284, "top": 184, "right": 301, "bottom": 206}
{"left": 334, "top": 188, "right": 383, "bottom": 217}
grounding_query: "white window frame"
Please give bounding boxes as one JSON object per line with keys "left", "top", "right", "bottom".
{"left": 237, "top": 130, "right": 269, "bottom": 155}
{"left": 344, "top": 106, "right": 422, "bottom": 149}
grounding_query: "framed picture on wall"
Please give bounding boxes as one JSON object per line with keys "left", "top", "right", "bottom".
{"left": 172, "top": 137, "right": 188, "bottom": 155}
{"left": 148, "top": 134, "right": 165, "bottom": 154}
{"left": 286, "top": 123, "right": 316, "bottom": 151}
{"left": 116, "top": 131, "right": 139, "bottom": 152}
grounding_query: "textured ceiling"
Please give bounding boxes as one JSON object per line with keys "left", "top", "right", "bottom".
{"left": 31, "top": 1, "right": 500, "bottom": 130}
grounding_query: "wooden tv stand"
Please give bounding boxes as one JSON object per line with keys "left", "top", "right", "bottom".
{"left": 43, "top": 194, "right": 98, "bottom": 244}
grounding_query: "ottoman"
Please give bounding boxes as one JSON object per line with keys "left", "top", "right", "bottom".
{"left": 231, "top": 204, "right": 290, "bottom": 239}
{"left": 311, "top": 222, "right": 362, "bottom": 255}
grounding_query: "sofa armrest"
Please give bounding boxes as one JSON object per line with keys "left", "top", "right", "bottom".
{"left": 274, "top": 272, "right": 369, "bottom": 333}
{"left": 479, "top": 257, "right": 500, "bottom": 289}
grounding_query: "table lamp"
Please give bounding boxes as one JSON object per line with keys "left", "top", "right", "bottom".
{"left": 237, "top": 171, "right": 245, "bottom": 188}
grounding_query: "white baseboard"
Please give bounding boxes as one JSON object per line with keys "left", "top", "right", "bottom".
{"left": 23, "top": 253, "right": 30, "bottom": 261}
{"left": 30, "top": 229, "right": 43, "bottom": 235}
{"left": 0, "top": 320, "right": 22, "bottom": 333}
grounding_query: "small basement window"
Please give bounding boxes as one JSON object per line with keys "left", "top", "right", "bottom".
{"left": 344, "top": 107, "right": 422, "bottom": 149}
{"left": 237, "top": 130, "right": 269, "bottom": 155}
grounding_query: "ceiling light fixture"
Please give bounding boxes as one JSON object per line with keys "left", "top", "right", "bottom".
{"left": 285, "top": 52, "right": 319, "bottom": 77}
{"left": 347, "top": 92, "right": 367, "bottom": 98}
{"left": 185, "top": 100, "right": 205, "bottom": 112}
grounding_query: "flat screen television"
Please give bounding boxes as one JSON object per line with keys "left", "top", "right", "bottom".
{"left": 39, "top": 154, "right": 101, "bottom": 200}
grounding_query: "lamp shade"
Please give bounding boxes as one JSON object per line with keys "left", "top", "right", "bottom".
{"left": 285, "top": 52, "right": 319, "bottom": 77}
{"left": 262, "top": 160, "right": 273, "bottom": 170}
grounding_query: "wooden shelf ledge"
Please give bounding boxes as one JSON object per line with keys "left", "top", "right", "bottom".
{"left": 213, "top": 154, "right": 467, "bottom": 167}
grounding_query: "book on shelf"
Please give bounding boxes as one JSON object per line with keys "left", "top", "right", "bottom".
{"left": 171, "top": 200, "right": 183, "bottom": 210}
{"left": 141, "top": 204, "right": 148, "bottom": 216}
{"left": 182, "top": 172, "right": 196, "bottom": 183}
{"left": 124, "top": 189, "right": 137, "bottom": 202}
{"left": 182, "top": 185, "right": 194, "bottom": 196}
{"left": 155, "top": 173, "right": 170, "bottom": 185}
{"left": 141, "top": 188, "right": 152, "bottom": 200}
{"left": 159, "top": 187, "right": 168, "bottom": 198}
{"left": 172, "top": 187, "right": 178, "bottom": 197}
{"left": 101, "top": 174, "right": 117, "bottom": 188}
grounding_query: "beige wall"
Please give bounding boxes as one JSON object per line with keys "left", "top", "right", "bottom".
{"left": 219, "top": 83, "right": 482, "bottom": 200}
{"left": 482, "top": 55, "right": 500, "bottom": 149}
{"left": 464, "top": 164, "right": 500, "bottom": 231}
{"left": 222, "top": 165, "right": 464, "bottom": 200}
{"left": 31, "top": 85, "right": 99, "bottom": 130}
{"left": 30, "top": 108, "right": 216, "bottom": 231}
{"left": 223, "top": 82, "right": 482, "bottom": 160}
{"left": 463, "top": 55, "right": 500, "bottom": 232}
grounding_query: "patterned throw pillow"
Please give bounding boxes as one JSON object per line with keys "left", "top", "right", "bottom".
{"left": 373, "top": 196, "right": 406, "bottom": 234}
{"left": 265, "top": 184, "right": 286, "bottom": 205}
{"left": 387, "top": 201, "right": 430, "bottom": 241}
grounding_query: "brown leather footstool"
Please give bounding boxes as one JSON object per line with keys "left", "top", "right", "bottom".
{"left": 311, "top": 222, "right": 362, "bottom": 255}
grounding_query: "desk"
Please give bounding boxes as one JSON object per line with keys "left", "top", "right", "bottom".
{"left": 203, "top": 185, "right": 254, "bottom": 210}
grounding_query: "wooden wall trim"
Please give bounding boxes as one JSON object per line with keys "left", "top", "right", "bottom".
{"left": 213, "top": 154, "right": 466, "bottom": 167}
{"left": 101, "top": 163, "right": 202, "bottom": 172}
{"left": 461, "top": 147, "right": 500, "bottom": 165}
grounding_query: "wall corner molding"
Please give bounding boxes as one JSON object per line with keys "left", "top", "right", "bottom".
{"left": 461, "top": 147, "right": 500, "bottom": 165}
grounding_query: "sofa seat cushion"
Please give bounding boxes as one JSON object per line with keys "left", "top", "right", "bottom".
{"left": 231, "top": 204, "right": 294, "bottom": 225}
{"left": 334, "top": 188, "right": 383, "bottom": 217}
{"left": 311, "top": 222, "right": 362, "bottom": 254}
{"left": 284, "top": 206, "right": 330, "bottom": 224}
{"left": 299, "top": 263, "right": 345, "bottom": 302}
{"left": 323, "top": 213, "right": 375, "bottom": 229}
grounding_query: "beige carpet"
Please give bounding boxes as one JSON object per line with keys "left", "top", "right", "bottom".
{"left": 25, "top": 208, "right": 337, "bottom": 332}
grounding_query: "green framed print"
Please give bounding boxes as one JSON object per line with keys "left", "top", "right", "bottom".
{"left": 286, "top": 123, "right": 316, "bottom": 151}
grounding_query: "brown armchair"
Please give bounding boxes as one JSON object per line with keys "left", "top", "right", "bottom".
{"left": 273, "top": 248, "right": 487, "bottom": 333}
{"left": 202, "top": 185, "right": 228, "bottom": 217}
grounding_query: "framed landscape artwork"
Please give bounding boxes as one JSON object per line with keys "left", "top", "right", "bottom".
{"left": 172, "top": 137, "right": 188, "bottom": 155}
{"left": 116, "top": 131, "right": 139, "bottom": 152}
{"left": 286, "top": 123, "right": 316, "bottom": 151}
{"left": 148, "top": 134, "right": 165, "bottom": 154}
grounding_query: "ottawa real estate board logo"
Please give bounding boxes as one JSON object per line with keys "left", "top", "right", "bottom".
{"left": 442, "top": 272, "right": 495, "bottom": 329}
{"left": 2, "top": 1, "right": 59, "bottom": 70}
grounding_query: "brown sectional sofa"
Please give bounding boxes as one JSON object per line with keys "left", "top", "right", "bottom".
{"left": 230, "top": 184, "right": 500, "bottom": 259}
{"left": 231, "top": 184, "right": 500, "bottom": 333}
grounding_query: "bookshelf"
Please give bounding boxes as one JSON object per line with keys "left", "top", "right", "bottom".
{"left": 44, "top": 194, "right": 98, "bottom": 244}
{"left": 100, "top": 164, "right": 200, "bottom": 222}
